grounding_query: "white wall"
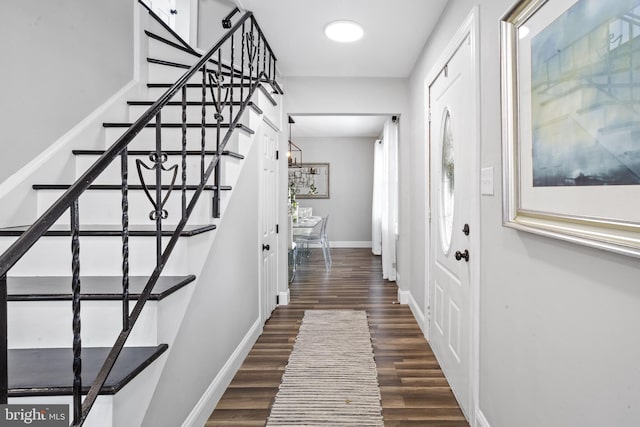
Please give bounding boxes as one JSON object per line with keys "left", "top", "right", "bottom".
{"left": 407, "top": 1, "right": 640, "bottom": 426}
{"left": 293, "top": 137, "right": 374, "bottom": 245}
{"left": 142, "top": 129, "right": 261, "bottom": 427}
{"left": 197, "top": 0, "right": 237, "bottom": 51}
{"left": 0, "top": 0, "right": 133, "bottom": 184}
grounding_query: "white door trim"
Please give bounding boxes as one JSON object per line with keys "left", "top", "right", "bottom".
{"left": 423, "top": 6, "right": 481, "bottom": 426}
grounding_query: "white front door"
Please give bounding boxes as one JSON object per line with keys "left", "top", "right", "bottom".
{"left": 260, "top": 123, "right": 278, "bottom": 323}
{"left": 429, "top": 34, "right": 474, "bottom": 418}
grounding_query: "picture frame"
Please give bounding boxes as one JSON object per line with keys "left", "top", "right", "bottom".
{"left": 288, "top": 163, "right": 330, "bottom": 199}
{"left": 501, "top": 0, "right": 640, "bottom": 257}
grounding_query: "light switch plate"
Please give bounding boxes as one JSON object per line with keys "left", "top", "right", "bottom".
{"left": 481, "top": 167, "right": 494, "bottom": 196}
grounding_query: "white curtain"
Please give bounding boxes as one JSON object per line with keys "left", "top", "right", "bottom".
{"left": 372, "top": 118, "right": 398, "bottom": 281}
{"left": 371, "top": 139, "right": 383, "bottom": 255}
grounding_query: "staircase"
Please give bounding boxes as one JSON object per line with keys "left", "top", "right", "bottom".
{"left": 0, "top": 3, "right": 281, "bottom": 426}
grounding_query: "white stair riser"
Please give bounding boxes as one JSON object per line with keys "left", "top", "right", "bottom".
{"left": 148, "top": 37, "right": 200, "bottom": 67}
{"left": 147, "top": 62, "right": 203, "bottom": 85}
{"left": 104, "top": 127, "right": 246, "bottom": 151}
{"left": 147, "top": 18, "right": 185, "bottom": 48}
{"left": 75, "top": 153, "right": 242, "bottom": 186}
{"left": 146, "top": 85, "right": 251, "bottom": 103}
{"left": 0, "top": 236, "right": 193, "bottom": 276}
{"left": 9, "top": 300, "right": 157, "bottom": 349}
{"left": 128, "top": 104, "right": 243, "bottom": 124}
{"left": 37, "top": 189, "right": 218, "bottom": 225}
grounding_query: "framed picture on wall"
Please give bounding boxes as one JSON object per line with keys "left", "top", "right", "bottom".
{"left": 501, "top": 0, "right": 640, "bottom": 257}
{"left": 288, "top": 163, "right": 330, "bottom": 199}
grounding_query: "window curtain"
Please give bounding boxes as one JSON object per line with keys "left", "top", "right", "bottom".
{"left": 372, "top": 118, "right": 398, "bottom": 281}
{"left": 371, "top": 139, "right": 383, "bottom": 255}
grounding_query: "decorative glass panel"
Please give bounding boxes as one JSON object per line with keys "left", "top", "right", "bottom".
{"left": 440, "top": 109, "right": 454, "bottom": 253}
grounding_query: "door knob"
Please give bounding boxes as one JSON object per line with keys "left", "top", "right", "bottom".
{"left": 262, "top": 244, "right": 270, "bottom": 251}
{"left": 455, "top": 249, "right": 469, "bottom": 262}
{"left": 462, "top": 224, "right": 470, "bottom": 235}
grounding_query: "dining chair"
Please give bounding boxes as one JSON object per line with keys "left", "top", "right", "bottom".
{"left": 294, "top": 215, "right": 332, "bottom": 271}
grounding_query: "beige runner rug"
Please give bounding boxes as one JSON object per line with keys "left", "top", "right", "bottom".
{"left": 266, "top": 310, "right": 384, "bottom": 426}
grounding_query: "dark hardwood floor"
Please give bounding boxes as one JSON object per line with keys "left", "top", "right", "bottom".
{"left": 206, "top": 248, "right": 469, "bottom": 426}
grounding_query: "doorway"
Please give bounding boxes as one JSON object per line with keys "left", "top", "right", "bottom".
{"left": 426, "top": 7, "right": 480, "bottom": 424}
{"left": 260, "top": 121, "right": 279, "bottom": 322}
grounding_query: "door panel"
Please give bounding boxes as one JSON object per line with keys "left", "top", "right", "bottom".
{"left": 260, "top": 124, "right": 278, "bottom": 322}
{"left": 429, "top": 35, "right": 473, "bottom": 417}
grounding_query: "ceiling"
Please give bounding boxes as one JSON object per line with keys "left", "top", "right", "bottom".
{"left": 236, "top": 0, "right": 449, "bottom": 78}
{"left": 290, "top": 115, "right": 389, "bottom": 139}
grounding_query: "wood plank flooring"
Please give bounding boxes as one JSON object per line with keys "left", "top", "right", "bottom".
{"left": 206, "top": 248, "right": 469, "bottom": 426}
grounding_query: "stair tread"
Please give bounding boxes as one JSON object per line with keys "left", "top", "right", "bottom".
{"left": 32, "top": 184, "right": 232, "bottom": 191}
{"left": 0, "top": 224, "right": 216, "bottom": 237}
{"left": 103, "top": 122, "right": 255, "bottom": 134}
{"left": 7, "top": 275, "right": 195, "bottom": 301}
{"left": 9, "top": 345, "right": 168, "bottom": 396}
{"left": 72, "top": 149, "right": 245, "bottom": 160}
{"left": 104, "top": 122, "right": 240, "bottom": 128}
{"left": 126, "top": 100, "right": 263, "bottom": 115}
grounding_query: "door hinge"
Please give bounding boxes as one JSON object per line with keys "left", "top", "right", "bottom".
{"left": 276, "top": 224, "right": 279, "bottom": 234}
{"left": 276, "top": 150, "right": 279, "bottom": 160}
{"left": 428, "top": 108, "right": 431, "bottom": 123}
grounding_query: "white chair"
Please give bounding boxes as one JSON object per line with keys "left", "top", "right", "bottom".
{"left": 294, "top": 216, "right": 332, "bottom": 271}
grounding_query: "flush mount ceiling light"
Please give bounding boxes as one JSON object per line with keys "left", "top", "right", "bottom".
{"left": 324, "top": 20, "right": 364, "bottom": 43}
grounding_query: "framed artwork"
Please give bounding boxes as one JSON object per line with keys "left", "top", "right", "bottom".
{"left": 288, "top": 163, "right": 330, "bottom": 199}
{"left": 501, "top": 0, "right": 640, "bottom": 257}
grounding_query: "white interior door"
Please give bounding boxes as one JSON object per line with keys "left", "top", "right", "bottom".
{"left": 260, "top": 124, "right": 278, "bottom": 322}
{"left": 429, "top": 35, "right": 473, "bottom": 418}
{"left": 143, "top": 0, "right": 177, "bottom": 29}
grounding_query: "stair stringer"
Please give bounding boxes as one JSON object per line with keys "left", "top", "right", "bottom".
{"left": 139, "top": 115, "right": 274, "bottom": 427}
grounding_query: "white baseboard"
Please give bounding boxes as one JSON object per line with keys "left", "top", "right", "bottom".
{"left": 181, "top": 317, "right": 262, "bottom": 427}
{"left": 476, "top": 409, "right": 491, "bottom": 427}
{"left": 397, "top": 289, "right": 409, "bottom": 305}
{"left": 399, "top": 289, "right": 426, "bottom": 336}
{"left": 278, "top": 289, "right": 290, "bottom": 306}
{"left": 331, "top": 241, "right": 372, "bottom": 248}
{"left": 302, "top": 241, "right": 372, "bottom": 248}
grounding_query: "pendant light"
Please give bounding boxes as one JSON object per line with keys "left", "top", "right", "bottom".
{"left": 288, "top": 116, "right": 302, "bottom": 167}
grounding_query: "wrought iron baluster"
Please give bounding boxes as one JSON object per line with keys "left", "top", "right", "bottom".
{"left": 262, "top": 33, "right": 266, "bottom": 81}
{"left": 250, "top": 19, "right": 255, "bottom": 82}
{"left": 201, "top": 64, "right": 207, "bottom": 183}
{"left": 0, "top": 273, "right": 6, "bottom": 405}
{"left": 155, "top": 111, "right": 163, "bottom": 266}
{"left": 181, "top": 86, "right": 187, "bottom": 219}
{"left": 214, "top": 49, "right": 223, "bottom": 219}
{"left": 121, "top": 149, "right": 129, "bottom": 331}
{"left": 241, "top": 23, "right": 246, "bottom": 107}
{"left": 230, "top": 34, "right": 235, "bottom": 126}
{"left": 257, "top": 26, "right": 262, "bottom": 82}
{"left": 70, "top": 199, "right": 82, "bottom": 425}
